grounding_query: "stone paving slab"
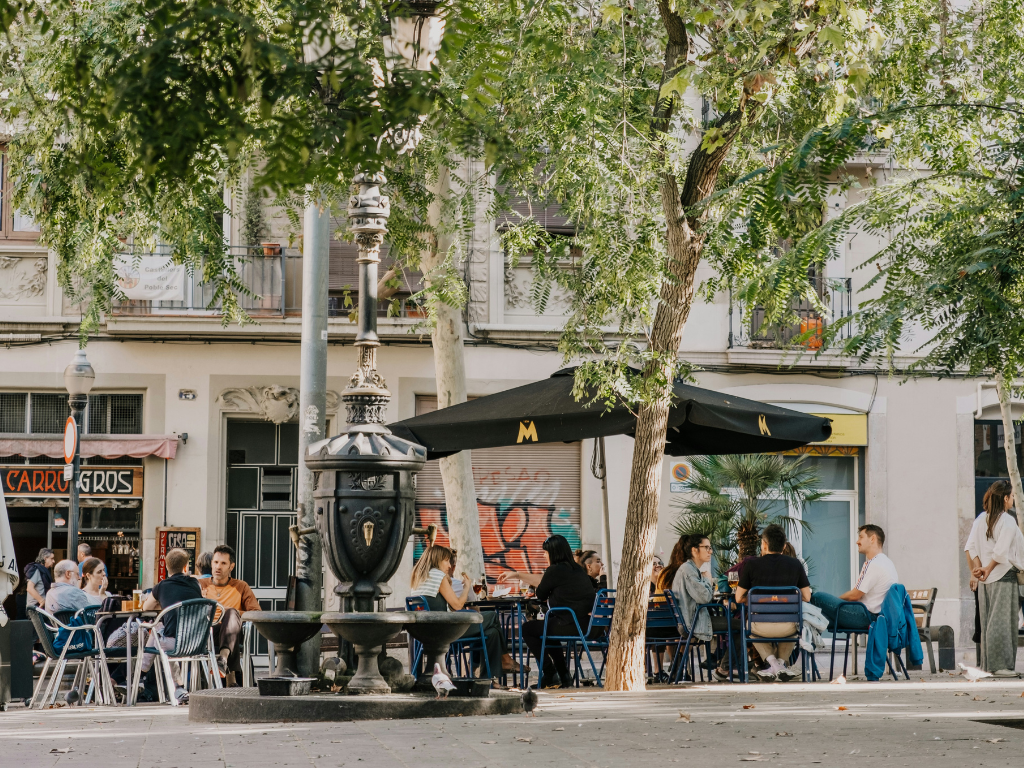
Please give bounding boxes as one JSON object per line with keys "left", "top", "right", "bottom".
{"left": 3, "top": 678, "right": 1024, "bottom": 768}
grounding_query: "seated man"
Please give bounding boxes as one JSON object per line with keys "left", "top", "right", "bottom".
{"left": 44, "top": 559, "right": 93, "bottom": 614}
{"left": 810, "top": 524, "right": 897, "bottom": 631}
{"left": 140, "top": 547, "right": 203, "bottom": 704}
{"left": 201, "top": 545, "right": 259, "bottom": 686}
{"left": 733, "top": 524, "right": 811, "bottom": 681}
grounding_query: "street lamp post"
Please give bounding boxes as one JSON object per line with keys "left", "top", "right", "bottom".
{"left": 63, "top": 350, "right": 95, "bottom": 561}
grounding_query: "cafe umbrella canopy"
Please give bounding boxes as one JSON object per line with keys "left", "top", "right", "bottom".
{"left": 388, "top": 368, "right": 832, "bottom": 458}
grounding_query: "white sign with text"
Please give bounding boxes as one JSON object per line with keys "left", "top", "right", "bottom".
{"left": 115, "top": 256, "right": 186, "bottom": 301}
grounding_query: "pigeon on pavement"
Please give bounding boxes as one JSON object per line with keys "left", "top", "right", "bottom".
{"left": 65, "top": 688, "right": 80, "bottom": 706}
{"left": 522, "top": 685, "right": 538, "bottom": 716}
{"left": 958, "top": 663, "right": 993, "bottom": 682}
{"left": 432, "top": 663, "right": 457, "bottom": 699}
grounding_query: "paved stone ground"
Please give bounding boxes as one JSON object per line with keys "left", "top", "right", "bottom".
{"left": 4, "top": 677, "right": 1024, "bottom": 768}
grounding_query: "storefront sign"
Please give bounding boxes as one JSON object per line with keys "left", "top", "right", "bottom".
{"left": 810, "top": 413, "right": 868, "bottom": 446}
{"left": 0, "top": 465, "right": 144, "bottom": 498}
{"left": 114, "top": 256, "right": 186, "bottom": 301}
{"left": 155, "top": 526, "right": 201, "bottom": 583}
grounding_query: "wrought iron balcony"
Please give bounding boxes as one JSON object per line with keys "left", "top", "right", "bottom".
{"left": 729, "top": 277, "right": 853, "bottom": 349}
{"left": 109, "top": 246, "right": 295, "bottom": 318}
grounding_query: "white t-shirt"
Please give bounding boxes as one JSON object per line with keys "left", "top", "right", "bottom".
{"left": 410, "top": 568, "right": 446, "bottom": 598}
{"left": 854, "top": 552, "right": 899, "bottom": 614}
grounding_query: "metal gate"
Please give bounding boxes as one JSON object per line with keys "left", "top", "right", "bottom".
{"left": 412, "top": 396, "right": 582, "bottom": 579}
{"left": 225, "top": 420, "right": 298, "bottom": 661}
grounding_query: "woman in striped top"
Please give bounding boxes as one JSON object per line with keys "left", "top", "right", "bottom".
{"left": 410, "top": 545, "right": 521, "bottom": 680}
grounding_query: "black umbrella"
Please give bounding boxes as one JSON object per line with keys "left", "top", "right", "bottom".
{"left": 388, "top": 368, "right": 831, "bottom": 459}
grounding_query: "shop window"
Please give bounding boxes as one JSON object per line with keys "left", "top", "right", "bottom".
{"left": 29, "top": 393, "right": 69, "bottom": 434}
{"left": 0, "top": 393, "right": 27, "bottom": 432}
{"left": 974, "top": 421, "right": 1023, "bottom": 478}
{"left": 0, "top": 147, "right": 42, "bottom": 240}
{"left": 88, "top": 394, "right": 144, "bottom": 434}
{"left": 0, "top": 391, "right": 143, "bottom": 435}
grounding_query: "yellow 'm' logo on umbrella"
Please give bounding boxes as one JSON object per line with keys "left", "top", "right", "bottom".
{"left": 758, "top": 414, "right": 771, "bottom": 436}
{"left": 517, "top": 420, "right": 538, "bottom": 443}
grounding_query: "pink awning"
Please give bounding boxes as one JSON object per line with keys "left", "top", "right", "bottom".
{"left": 0, "top": 434, "right": 178, "bottom": 460}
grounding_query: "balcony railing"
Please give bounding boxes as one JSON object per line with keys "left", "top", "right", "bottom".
{"left": 109, "top": 246, "right": 295, "bottom": 318}
{"left": 729, "top": 277, "right": 853, "bottom": 349}
{"left": 327, "top": 296, "right": 428, "bottom": 320}
{"left": 107, "top": 247, "right": 428, "bottom": 321}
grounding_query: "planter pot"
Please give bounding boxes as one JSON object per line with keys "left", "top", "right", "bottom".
{"left": 261, "top": 242, "right": 282, "bottom": 256}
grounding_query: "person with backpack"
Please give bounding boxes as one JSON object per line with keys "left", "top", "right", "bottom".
{"left": 24, "top": 548, "right": 54, "bottom": 612}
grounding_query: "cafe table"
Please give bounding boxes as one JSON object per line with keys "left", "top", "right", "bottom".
{"left": 95, "top": 609, "right": 158, "bottom": 705}
{"left": 471, "top": 594, "right": 540, "bottom": 689}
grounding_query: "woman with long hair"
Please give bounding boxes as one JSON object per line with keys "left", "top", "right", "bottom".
{"left": 80, "top": 557, "right": 109, "bottom": 604}
{"left": 499, "top": 535, "right": 597, "bottom": 688}
{"left": 410, "top": 545, "right": 519, "bottom": 679}
{"left": 965, "top": 480, "right": 1024, "bottom": 675}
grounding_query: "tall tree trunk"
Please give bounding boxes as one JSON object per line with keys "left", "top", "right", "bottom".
{"left": 995, "top": 373, "right": 1024, "bottom": 535}
{"left": 604, "top": 0, "right": 744, "bottom": 690}
{"left": 419, "top": 164, "right": 485, "bottom": 581}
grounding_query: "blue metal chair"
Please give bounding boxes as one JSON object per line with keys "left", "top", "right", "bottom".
{"left": 828, "top": 600, "right": 874, "bottom": 681}
{"left": 674, "top": 599, "right": 737, "bottom": 683}
{"left": 740, "top": 587, "right": 808, "bottom": 682}
{"left": 645, "top": 593, "right": 685, "bottom": 682}
{"left": 404, "top": 596, "right": 491, "bottom": 679}
{"left": 538, "top": 589, "right": 608, "bottom": 687}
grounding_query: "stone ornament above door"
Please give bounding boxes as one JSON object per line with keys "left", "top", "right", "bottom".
{"left": 217, "top": 385, "right": 341, "bottom": 424}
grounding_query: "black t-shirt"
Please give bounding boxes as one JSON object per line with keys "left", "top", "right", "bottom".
{"left": 536, "top": 561, "right": 598, "bottom": 627}
{"left": 738, "top": 554, "right": 810, "bottom": 592}
{"left": 152, "top": 573, "right": 204, "bottom": 637}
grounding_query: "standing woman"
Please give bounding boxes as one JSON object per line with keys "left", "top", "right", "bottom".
{"left": 500, "top": 535, "right": 596, "bottom": 688}
{"left": 965, "top": 480, "right": 1024, "bottom": 676}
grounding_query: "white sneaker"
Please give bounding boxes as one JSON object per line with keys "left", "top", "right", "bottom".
{"left": 755, "top": 665, "right": 778, "bottom": 681}
{"left": 777, "top": 665, "right": 800, "bottom": 681}
{"left": 992, "top": 669, "right": 1020, "bottom": 678}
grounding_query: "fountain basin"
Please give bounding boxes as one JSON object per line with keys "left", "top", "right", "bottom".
{"left": 242, "top": 611, "right": 323, "bottom": 677}
{"left": 321, "top": 611, "right": 412, "bottom": 694}
{"left": 404, "top": 610, "right": 483, "bottom": 690}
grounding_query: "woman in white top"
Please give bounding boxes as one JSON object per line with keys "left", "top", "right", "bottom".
{"left": 965, "top": 480, "right": 1024, "bottom": 676}
{"left": 410, "top": 545, "right": 518, "bottom": 679}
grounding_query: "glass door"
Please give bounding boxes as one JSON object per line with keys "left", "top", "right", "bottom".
{"left": 798, "top": 494, "right": 857, "bottom": 597}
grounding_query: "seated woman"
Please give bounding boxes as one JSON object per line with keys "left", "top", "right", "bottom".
{"left": 499, "top": 535, "right": 597, "bottom": 688}
{"left": 575, "top": 550, "right": 607, "bottom": 590}
{"left": 80, "top": 557, "right": 110, "bottom": 605}
{"left": 410, "top": 545, "right": 519, "bottom": 680}
{"left": 657, "top": 535, "right": 721, "bottom": 676}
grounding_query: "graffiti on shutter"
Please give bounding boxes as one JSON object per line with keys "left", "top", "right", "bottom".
{"left": 412, "top": 396, "right": 581, "bottom": 578}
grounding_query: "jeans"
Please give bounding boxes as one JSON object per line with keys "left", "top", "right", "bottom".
{"left": 811, "top": 591, "right": 875, "bottom": 631}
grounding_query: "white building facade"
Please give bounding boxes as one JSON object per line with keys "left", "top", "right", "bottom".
{"left": 0, "top": 157, "right": 1015, "bottom": 657}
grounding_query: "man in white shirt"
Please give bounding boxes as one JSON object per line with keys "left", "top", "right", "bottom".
{"left": 810, "top": 525, "right": 899, "bottom": 630}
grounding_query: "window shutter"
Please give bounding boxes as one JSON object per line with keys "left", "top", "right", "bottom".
{"left": 412, "top": 395, "right": 582, "bottom": 579}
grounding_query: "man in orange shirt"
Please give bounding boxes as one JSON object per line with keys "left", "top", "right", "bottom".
{"left": 202, "top": 545, "right": 260, "bottom": 686}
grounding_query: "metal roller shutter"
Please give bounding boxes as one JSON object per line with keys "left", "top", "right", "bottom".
{"left": 413, "top": 396, "right": 582, "bottom": 579}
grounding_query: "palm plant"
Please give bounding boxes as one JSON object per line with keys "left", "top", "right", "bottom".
{"left": 671, "top": 453, "right": 826, "bottom": 574}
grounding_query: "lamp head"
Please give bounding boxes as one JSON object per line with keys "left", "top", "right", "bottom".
{"left": 382, "top": 0, "right": 445, "bottom": 74}
{"left": 64, "top": 349, "right": 95, "bottom": 397}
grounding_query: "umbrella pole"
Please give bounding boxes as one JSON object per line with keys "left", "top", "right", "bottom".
{"left": 593, "top": 437, "right": 615, "bottom": 587}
